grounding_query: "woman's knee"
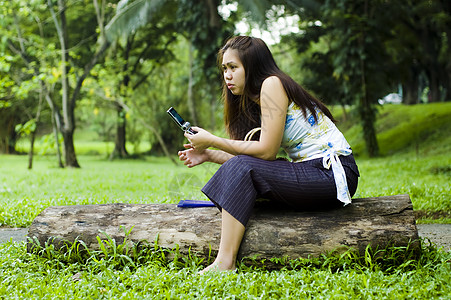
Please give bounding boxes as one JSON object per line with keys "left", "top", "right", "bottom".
{"left": 223, "top": 155, "right": 255, "bottom": 171}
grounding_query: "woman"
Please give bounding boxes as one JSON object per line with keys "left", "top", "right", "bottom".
{"left": 178, "top": 36, "right": 360, "bottom": 273}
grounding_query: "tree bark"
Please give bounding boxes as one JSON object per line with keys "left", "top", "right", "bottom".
{"left": 187, "top": 40, "right": 198, "bottom": 125}
{"left": 61, "top": 129, "right": 80, "bottom": 168}
{"left": 27, "top": 49, "right": 46, "bottom": 169}
{"left": 110, "top": 36, "right": 133, "bottom": 160}
{"left": 358, "top": 1, "right": 379, "bottom": 157}
{"left": 359, "top": 57, "right": 379, "bottom": 157}
{"left": 51, "top": 111, "right": 64, "bottom": 168}
{"left": 5, "top": 117, "right": 18, "bottom": 154}
{"left": 27, "top": 194, "right": 420, "bottom": 262}
{"left": 109, "top": 104, "right": 129, "bottom": 160}
{"left": 402, "top": 66, "right": 420, "bottom": 105}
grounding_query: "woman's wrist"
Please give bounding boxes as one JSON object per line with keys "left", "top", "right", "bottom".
{"left": 204, "top": 149, "right": 233, "bottom": 165}
{"left": 209, "top": 134, "right": 221, "bottom": 150}
{"left": 203, "top": 149, "right": 213, "bottom": 163}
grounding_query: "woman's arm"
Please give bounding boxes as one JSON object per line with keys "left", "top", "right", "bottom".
{"left": 206, "top": 149, "right": 235, "bottom": 164}
{"left": 186, "top": 76, "right": 288, "bottom": 160}
{"left": 178, "top": 145, "right": 234, "bottom": 168}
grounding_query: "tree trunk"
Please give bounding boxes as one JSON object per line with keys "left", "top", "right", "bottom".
{"left": 51, "top": 111, "right": 64, "bottom": 168}
{"left": 49, "top": 0, "right": 79, "bottom": 168}
{"left": 27, "top": 194, "right": 420, "bottom": 263}
{"left": 358, "top": 3, "right": 379, "bottom": 158}
{"left": 27, "top": 130, "right": 36, "bottom": 169}
{"left": 6, "top": 119, "right": 17, "bottom": 154}
{"left": 402, "top": 66, "right": 419, "bottom": 105}
{"left": 427, "top": 69, "right": 441, "bottom": 102}
{"left": 110, "top": 37, "right": 133, "bottom": 160}
{"left": 61, "top": 129, "right": 80, "bottom": 168}
{"left": 359, "top": 54, "right": 379, "bottom": 157}
{"left": 109, "top": 104, "right": 129, "bottom": 160}
{"left": 187, "top": 40, "right": 198, "bottom": 125}
{"left": 47, "top": 0, "right": 111, "bottom": 168}
{"left": 403, "top": 83, "right": 419, "bottom": 105}
{"left": 28, "top": 86, "right": 45, "bottom": 169}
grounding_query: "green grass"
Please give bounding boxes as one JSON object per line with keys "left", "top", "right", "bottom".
{"left": 0, "top": 236, "right": 450, "bottom": 299}
{"left": 14, "top": 138, "right": 152, "bottom": 157}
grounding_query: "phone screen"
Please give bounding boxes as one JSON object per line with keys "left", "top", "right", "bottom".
{"left": 167, "top": 107, "right": 197, "bottom": 134}
{"left": 167, "top": 107, "right": 185, "bottom": 127}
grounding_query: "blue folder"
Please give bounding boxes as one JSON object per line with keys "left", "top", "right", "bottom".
{"left": 177, "top": 200, "right": 216, "bottom": 208}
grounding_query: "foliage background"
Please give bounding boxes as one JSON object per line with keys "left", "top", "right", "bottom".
{"left": 1, "top": 0, "right": 450, "bottom": 163}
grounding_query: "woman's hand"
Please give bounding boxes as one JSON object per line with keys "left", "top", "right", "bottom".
{"left": 178, "top": 144, "right": 209, "bottom": 168}
{"left": 183, "top": 127, "right": 216, "bottom": 152}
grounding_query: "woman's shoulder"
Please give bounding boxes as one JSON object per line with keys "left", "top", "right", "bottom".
{"left": 260, "top": 76, "right": 288, "bottom": 104}
{"left": 262, "top": 75, "right": 283, "bottom": 88}
{"left": 259, "top": 75, "right": 289, "bottom": 112}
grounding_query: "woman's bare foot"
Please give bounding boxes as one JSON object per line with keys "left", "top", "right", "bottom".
{"left": 199, "top": 260, "right": 236, "bottom": 274}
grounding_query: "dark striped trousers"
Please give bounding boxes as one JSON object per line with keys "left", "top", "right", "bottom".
{"left": 201, "top": 154, "right": 360, "bottom": 226}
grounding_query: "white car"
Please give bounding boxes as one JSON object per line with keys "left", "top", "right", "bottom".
{"left": 378, "top": 93, "right": 402, "bottom": 105}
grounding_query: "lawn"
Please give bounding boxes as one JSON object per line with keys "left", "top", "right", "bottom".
{"left": 0, "top": 238, "right": 450, "bottom": 299}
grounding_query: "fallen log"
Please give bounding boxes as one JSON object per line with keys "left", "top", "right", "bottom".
{"left": 27, "top": 194, "right": 420, "bottom": 261}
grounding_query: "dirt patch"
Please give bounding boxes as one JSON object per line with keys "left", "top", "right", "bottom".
{"left": 0, "top": 228, "right": 28, "bottom": 243}
{"left": 417, "top": 224, "right": 451, "bottom": 251}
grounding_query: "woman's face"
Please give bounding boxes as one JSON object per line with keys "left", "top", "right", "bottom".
{"left": 222, "top": 49, "right": 245, "bottom": 95}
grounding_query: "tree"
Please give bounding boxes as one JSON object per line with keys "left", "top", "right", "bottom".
{"left": 1, "top": 0, "right": 116, "bottom": 166}
{"left": 389, "top": 0, "right": 451, "bottom": 103}
{"left": 101, "top": 0, "right": 233, "bottom": 158}
{"left": 45, "top": 0, "right": 113, "bottom": 167}
{"left": 285, "top": 0, "right": 402, "bottom": 157}
{"left": 104, "top": 6, "right": 178, "bottom": 159}
{"left": 176, "top": 0, "right": 232, "bottom": 130}
{"left": 0, "top": 0, "right": 59, "bottom": 163}
{"left": 99, "top": 0, "right": 181, "bottom": 160}
{"left": 0, "top": 56, "right": 19, "bottom": 154}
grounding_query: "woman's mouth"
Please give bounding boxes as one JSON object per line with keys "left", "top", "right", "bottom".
{"left": 227, "top": 83, "right": 234, "bottom": 89}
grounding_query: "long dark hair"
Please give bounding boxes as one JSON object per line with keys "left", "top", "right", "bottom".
{"left": 218, "top": 36, "right": 336, "bottom": 140}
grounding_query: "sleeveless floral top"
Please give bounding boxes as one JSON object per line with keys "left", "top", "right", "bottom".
{"left": 281, "top": 102, "right": 353, "bottom": 205}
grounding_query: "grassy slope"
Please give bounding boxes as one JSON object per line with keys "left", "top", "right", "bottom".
{"left": 331, "top": 102, "right": 451, "bottom": 158}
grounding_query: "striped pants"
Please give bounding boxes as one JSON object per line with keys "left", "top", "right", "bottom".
{"left": 201, "top": 154, "right": 360, "bottom": 226}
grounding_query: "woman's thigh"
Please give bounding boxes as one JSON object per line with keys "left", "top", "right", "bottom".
{"left": 233, "top": 155, "right": 338, "bottom": 208}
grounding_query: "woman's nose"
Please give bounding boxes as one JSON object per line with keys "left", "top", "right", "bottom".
{"left": 225, "top": 70, "right": 232, "bottom": 79}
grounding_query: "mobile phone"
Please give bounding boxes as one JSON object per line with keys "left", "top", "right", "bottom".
{"left": 166, "top": 107, "right": 197, "bottom": 134}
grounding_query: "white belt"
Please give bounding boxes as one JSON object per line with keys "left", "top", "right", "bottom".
{"left": 322, "top": 145, "right": 352, "bottom": 205}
